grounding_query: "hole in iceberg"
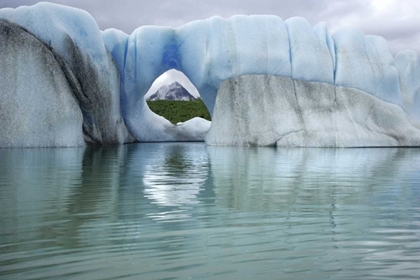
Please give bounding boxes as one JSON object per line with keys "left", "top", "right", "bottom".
{"left": 144, "top": 69, "right": 211, "bottom": 125}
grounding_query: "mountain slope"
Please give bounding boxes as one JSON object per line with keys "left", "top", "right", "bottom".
{"left": 147, "top": 82, "right": 197, "bottom": 101}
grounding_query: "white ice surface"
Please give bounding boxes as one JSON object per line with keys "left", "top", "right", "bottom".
{"left": 0, "top": 3, "right": 107, "bottom": 68}
{"left": 0, "top": 2, "right": 126, "bottom": 144}
{"left": 395, "top": 50, "right": 420, "bottom": 121}
{"left": 102, "top": 28, "right": 129, "bottom": 75}
{"left": 285, "top": 17, "right": 334, "bottom": 83}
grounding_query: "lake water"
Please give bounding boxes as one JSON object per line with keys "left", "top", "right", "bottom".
{"left": 1, "top": 143, "right": 420, "bottom": 279}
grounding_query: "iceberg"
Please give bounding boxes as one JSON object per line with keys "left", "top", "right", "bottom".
{"left": 0, "top": 3, "right": 128, "bottom": 145}
{"left": 0, "top": 2, "right": 419, "bottom": 147}
{"left": 205, "top": 75, "right": 420, "bottom": 147}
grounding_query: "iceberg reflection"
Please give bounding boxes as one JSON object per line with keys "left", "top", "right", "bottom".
{"left": 141, "top": 144, "right": 210, "bottom": 223}
{"left": 206, "top": 147, "right": 420, "bottom": 212}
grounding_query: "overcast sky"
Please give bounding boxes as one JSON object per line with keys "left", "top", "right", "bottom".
{"left": 1, "top": 0, "right": 419, "bottom": 97}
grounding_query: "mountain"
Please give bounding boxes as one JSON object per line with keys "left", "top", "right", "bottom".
{"left": 147, "top": 82, "right": 197, "bottom": 101}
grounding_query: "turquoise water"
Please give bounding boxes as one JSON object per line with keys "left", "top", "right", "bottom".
{"left": 0, "top": 143, "right": 420, "bottom": 279}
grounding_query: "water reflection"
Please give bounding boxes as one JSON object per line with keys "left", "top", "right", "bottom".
{"left": 206, "top": 147, "right": 420, "bottom": 211}
{"left": 0, "top": 145, "right": 419, "bottom": 279}
{"left": 0, "top": 148, "right": 85, "bottom": 247}
{"left": 143, "top": 144, "right": 208, "bottom": 207}
{"left": 205, "top": 147, "right": 420, "bottom": 279}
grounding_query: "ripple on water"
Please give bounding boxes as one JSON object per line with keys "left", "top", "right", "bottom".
{"left": 0, "top": 144, "right": 420, "bottom": 279}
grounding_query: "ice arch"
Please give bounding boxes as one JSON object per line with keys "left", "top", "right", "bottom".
{"left": 101, "top": 16, "right": 301, "bottom": 141}
{"left": 102, "top": 28, "right": 211, "bottom": 142}
{"left": 103, "top": 25, "right": 216, "bottom": 141}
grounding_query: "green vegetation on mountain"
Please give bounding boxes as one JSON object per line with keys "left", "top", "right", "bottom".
{"left": 147, "top": 99, "right": 211, "bottom": 124}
